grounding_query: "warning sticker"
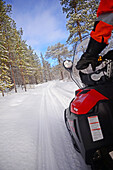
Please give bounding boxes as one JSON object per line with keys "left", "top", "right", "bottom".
{"left": 88, "top": 116, "right": 103, "bottom": 142}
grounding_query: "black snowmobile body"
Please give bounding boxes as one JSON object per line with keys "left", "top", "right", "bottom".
{"left": 65, "top": 82, "right": 113, "bottom": 164}
{"left": 63, "top": 50, "right": 113, "bottom": 169}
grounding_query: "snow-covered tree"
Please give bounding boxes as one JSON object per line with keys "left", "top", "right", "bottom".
{"left": 0, "top": 0, "right": 14, "bottom": 95}
{"left": 45, "top": 42, "right": 72, "bottom": 80}
{"left": 60, "top": 0, "right": 99, "bottom": 45}
{"left": 40, "top": 53, "right": 48, "bottom": 82}
{"left": 0, "top": 45, "right": 13, "bottom": 96}
{"left": 0, "top": 0, "right": 43, "bottom": 95}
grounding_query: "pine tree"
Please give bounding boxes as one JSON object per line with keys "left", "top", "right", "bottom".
{"left": 40, "top": 53, "right": 48, "bottom": 82}
{"left": 45, "top": 61, "right": 52, "bottom": 81}
{"left": 16, "top": 38, "right": 27, "bottom": 91}
{"left": 7, "top": 20, "right": 19, "bottom": 93}
{"left": 24, "top": 46, "right": 42, "bottom": 84}
{"left": 45, "top": 42, "right": 72, "bottom": 80}
{"left": 0, "top": 0, "right": 44, "bottom": 95}
{"left": 60, "top": 0, "right": 99, "bottom": 45}
{"left": 0, "top": 44, "right": 13, "bottom": 96}
{"left": 0, "top": 0, "right": 14, "bottom": 96}
{"left": 33, "top": 52, "right": 43, "bottom": 84}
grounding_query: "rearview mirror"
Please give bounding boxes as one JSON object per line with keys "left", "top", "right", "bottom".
{"left": 63, "top": 60, "right": 73, "bottom": 72}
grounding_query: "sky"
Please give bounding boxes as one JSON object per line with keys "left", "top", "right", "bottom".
{"left": 5, "top": 0, "right": 69, "bottom": 56}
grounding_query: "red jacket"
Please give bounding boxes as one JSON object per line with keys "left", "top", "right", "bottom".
{"left": 97, "top": 0, "right": 113, "bottom": 17}
{"left": 91, "top": 0, "right": 113, "bottom": 44}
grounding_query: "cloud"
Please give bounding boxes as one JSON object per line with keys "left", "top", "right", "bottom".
{"left": 11, "top": 0, "right": 68, "bottom": 53}
{"left": 23, "top": 10, "right": 67, "bottom": 42}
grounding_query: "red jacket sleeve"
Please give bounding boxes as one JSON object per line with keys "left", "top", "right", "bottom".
{"left": 97, "top": 0, "right": 113, "bottom": 17}
{"left": 90, "top": 0, "right": 113, "bottom": 44}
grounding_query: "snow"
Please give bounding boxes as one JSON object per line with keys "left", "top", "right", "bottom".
{"left": 0, "top": 80, "right": 91, "bottom": 170}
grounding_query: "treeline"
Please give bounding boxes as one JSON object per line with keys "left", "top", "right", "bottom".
{"left": 2, "top": 0, "right": 111, "bottom": 96}
{"left": 0, "top": 0, "right": 44, "bottom": 96}
{"left": 0, "top": 0, "right": 72, "bottom": 96}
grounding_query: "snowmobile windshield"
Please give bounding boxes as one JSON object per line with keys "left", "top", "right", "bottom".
{"left": 72, "top": 38, "right": 90, "bottom": 87}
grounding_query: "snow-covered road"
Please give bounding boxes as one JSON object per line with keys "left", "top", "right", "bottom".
{"left": 0, "top": 80, "right": 91, "bottom": 170}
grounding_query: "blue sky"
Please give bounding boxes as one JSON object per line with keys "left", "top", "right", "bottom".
{"left": 5, "top": 0, "right": 69, "bottom": 56}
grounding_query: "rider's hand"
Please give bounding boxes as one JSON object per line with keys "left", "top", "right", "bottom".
{"left": 76, "top": 52, "right": 98, "bottom": 71}
{"left": 76, "top": 37, "right": 107, "bottom": 71}
{"left": 102, "top": 50, "right": 113, "bottom": 61}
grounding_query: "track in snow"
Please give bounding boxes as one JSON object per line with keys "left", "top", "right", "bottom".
{"left": 0, "top": 80, "right": 91, "bottom": 170}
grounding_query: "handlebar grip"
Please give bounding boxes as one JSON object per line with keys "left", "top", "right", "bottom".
{"left": 102, "top": 50, "right": 113, "bottom": 61}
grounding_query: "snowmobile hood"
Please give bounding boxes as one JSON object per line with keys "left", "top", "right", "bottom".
{"left": 71, "top": 89, "right": 108, "bottom": 115}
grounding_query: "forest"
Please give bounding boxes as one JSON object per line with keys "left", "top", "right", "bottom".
{"left": 0, "top": 0, "right": 113, "bottom": 96}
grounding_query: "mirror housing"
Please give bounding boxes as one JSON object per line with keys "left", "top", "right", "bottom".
{"left": 63, "top": 60, "right": 73, "bottom": 72}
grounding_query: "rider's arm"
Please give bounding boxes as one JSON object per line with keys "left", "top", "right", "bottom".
{"left": 76, "top": 0, "right": 113, "bottom": 71}
{"left": 91, "top": 0, "right": 113, "bottom": 44}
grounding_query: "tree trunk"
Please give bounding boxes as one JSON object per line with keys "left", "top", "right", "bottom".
{"left": 2, "top": 90, "right": 4, "bottom": 97}
{"left": 20, "top": 67, "right": 27, "bottom": 92}
{"left": 10, "top": 63, "right": 17, "bottom": 93}
{"left": 76, "top": 20, "right": 82, "bottom": 43}
{"left": 34, "top": 75, "right": 38, "bottom": 84}
{"left": 60, "top": 70, "right": 64, "bottom": 80}
{"left": 8, "top": 46, "right": 17, "bottom": 93}
{"left": 73, "top": 1, "right": 82, "bottom": 42}
{"left": 58, "top": 56, "right": 64, "bottom": 80}
{"left": 49, "top": 72, "right": 52, "bottom": 81}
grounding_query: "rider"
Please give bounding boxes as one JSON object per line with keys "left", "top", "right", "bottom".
{"left": 76, "top": 0, "right": 113, "bottom": 71}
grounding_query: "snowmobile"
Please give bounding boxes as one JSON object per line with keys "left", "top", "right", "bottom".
{"left": 63, "top": 50, "right": 113, "bottom": 170}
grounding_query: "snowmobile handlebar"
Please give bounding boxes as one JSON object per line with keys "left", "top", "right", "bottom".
{"left": 93, "top": 50, "right": 113, "bottom": 70}
{"left": 102, "top": 50, "right": 113, "bottom": 61}
{"left": 79, "top": 50, "right": 113, "bottom": 86}
{"left": 63, "top": 50, "right": 113, "bottom": 88}
{"left": 63, "top": 50, "right": 113, "bottom": 74}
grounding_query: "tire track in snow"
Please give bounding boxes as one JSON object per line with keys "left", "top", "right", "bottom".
{"left": 46, "top": 85, "right": 81, "bottom": 170}
{"left": 36, "top": 81, "right": 91, "bottom": 170}
{"left": 37, "top": 87, "right": 59, "bottom": 170}
{"left": 0, "top": 81, "right": 91, "bottom": 170}
{"left": 48, "top": 82, "right": 91, "bottom": 170}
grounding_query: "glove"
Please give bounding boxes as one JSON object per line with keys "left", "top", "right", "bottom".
{"left": 76, "top": 52, "right": 99, "bottom": 71}
{"left": 76, "top": 37, "right": 107, "bottom": 71}
{"left": 102, "top": 50, "right": 113, "bottom": 61}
